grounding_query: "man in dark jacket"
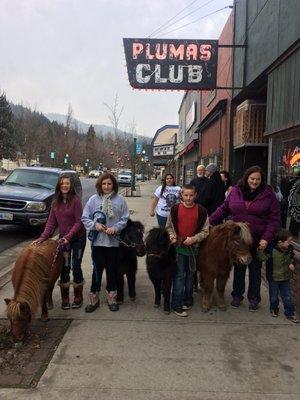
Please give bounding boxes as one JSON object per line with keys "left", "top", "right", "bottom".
{"left": 202, "top": 163, "right": 225, "bottom": 215}
{"left": 190, "top": 164, "right": 208, "bottom": 206}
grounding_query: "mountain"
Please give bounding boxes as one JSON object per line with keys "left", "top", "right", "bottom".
{"left": 46, "top": 113, "right": 114, "bottom": 136}
{"left": 45, "top": 112, "right": 152, "bottom": 143}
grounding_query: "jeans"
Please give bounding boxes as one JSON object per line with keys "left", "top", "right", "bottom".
{"left": 60, "top": 235, "right": 86, "bottom": 284}
{"left": 156, "top": 214, "right": 167, "bottom": 228}
{"left": 231, "top": 248, "right": 262, "bottom": 302}
{"left": 90, "top": 246, "right": 119, "bottom": 292}
{"left": 171, "top": 253, "right": 194, "bottom": 309}
{"left": 269, "top": 280, "right": 295, "bottom": 316}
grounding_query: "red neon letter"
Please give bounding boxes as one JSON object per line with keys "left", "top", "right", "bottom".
{"left": 133, "top": 43, "right": 143, "bottom": 59}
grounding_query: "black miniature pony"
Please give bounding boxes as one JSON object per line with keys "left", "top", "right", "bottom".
{"left": 145, "top": 227, "right": 176, "bottom": 314}
{"left": 117, "top": 219, "right": 146, "bottom": 303}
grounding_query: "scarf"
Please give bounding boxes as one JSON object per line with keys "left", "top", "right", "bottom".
{"left": 241, "top": 184, "right": 265, "bottom": 201}
{"left": 101, "top": 193, "right": 114, "bottom": 219}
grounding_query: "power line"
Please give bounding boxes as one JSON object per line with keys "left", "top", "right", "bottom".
{"left": 150, "top": 0, "right": 217, "bottom": 38}
{"left": 148, "top": 0, "right": 200, "bottom": 38}
{"left": 159, "top": 6, "right": 230, "bottom": 37}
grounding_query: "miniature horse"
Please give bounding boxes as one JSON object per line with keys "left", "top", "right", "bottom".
{"left": 198, "top": 221, "right": 252, "bottom": 312}
{"left": 145, "top": 227, "right": 176, "bottom": 313}
{"left": 116, "top": 219, "right": 146, "bottom": 303}
{"left": 5, "top": 239, "right": 64, "bottom": 342}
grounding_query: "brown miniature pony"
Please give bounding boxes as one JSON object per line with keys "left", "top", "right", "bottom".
{"left": 198, "top": 221, "right": 252, "bottom": 312}
{"left": 4, "top": 239, "right": 64, "bottom": 342}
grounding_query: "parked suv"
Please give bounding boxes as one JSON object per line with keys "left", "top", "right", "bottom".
{"left": 0, "top": 167, "right": 82, "bottom": 227}
{"left": 117, "top": 170, "right": 132, "bottom": 186}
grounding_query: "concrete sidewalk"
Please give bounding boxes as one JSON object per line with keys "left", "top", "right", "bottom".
{"left": 0, "top": 180, "right": 299, "bottom": 400}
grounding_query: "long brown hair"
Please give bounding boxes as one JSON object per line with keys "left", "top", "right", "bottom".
{"left": 52, "top": 174, "right": 76, "bottom": 208}
{"left": 238, "top": 166, "right": 266, "bottom": 190}
{"left": 95, "top": 172, "right": 118, "bottom": 195}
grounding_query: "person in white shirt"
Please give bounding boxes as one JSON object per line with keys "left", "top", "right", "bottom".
{"left": 150, "top": 174, "right": 181, "bottom": 228}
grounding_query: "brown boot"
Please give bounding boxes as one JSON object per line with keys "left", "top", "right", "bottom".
{"left": 85, "top": 292, "right": 100, "bottom": 313}
{"left": 72, "top": 281, "right": 84, "bottom": 309}
{"left": 58, "top": 281, "right": 71, "bottom": 310}
{"left": 106, "top": 290, "right": 119, "bottom": 312}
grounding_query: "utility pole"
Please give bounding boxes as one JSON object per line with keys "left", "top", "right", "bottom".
{"left": 131, "top": 137, "right": 136, "bottom": 194}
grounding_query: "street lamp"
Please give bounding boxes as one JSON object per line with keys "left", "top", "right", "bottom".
{"left": 141, "top": 149, "right": 146, "bottom": 182}
{"left": 64, "top": 154, "right": 69, "bottom": 169}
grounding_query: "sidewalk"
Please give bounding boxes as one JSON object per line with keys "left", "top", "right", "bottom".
{"left": 0, "top": 180, "right": 299, "bottom": 399}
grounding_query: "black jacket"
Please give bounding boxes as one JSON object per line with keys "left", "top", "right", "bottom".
{"left": 190, "top": 176, "right": 208, "bottom": 206}
{"left": 202, "top": 172, "right": 225, "bottom": 215}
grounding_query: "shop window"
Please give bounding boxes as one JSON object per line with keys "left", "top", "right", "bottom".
{"left": 271, "top": 132, "right": 300, "bottom": 242}
{"left": 184, "top": 163, "right": 195, "bottom": 184}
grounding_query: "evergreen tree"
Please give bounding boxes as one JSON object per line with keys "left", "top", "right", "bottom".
{"left": 86, "top": 124, "right": 96, "bottom": 166}
{"left": 0, "top": 93, "right": 16, "bottom": 159}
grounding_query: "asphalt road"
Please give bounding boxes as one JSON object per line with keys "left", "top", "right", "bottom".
{"left": 0, "top": 177, "right": 97, "bottom": 253}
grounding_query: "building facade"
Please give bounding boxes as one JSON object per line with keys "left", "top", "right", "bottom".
{"left": 176, "top": 91, "right": 201, "bottom": 185}
{"left": 197, "top": 12, "right": 233, "bottom": 171}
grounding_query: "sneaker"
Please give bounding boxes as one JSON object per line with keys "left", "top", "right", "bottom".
{"left": 249, "top": 299, "right": 259, "bottom": 312}
{"left": 61, "top": 302, "right": 71, "bottom": 310}
{"left": 271, "top": 308, "right": 279, "bottom": 317}
{"left": 85, "top": 301, "right": 100, "bottom": 313}
{"left": 108, "top": 303, "right": 119, "bottom": 312}
{"left": 182, "top": 305, "right": 192, "bottom": 310}
{"left": 172, "top": 308, "right": 188, "bottom": 317}
{"left": 231, "top": 297, "right": 242, "bottom": 308}
{"left": 286, "top": 315, "right": 299, "bottom": 323}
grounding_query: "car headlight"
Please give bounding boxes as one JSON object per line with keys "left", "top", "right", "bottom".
{"left": 26, "top": 201, "right": 47, "bottom": 212}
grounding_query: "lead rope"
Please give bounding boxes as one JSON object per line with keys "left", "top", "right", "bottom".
{"left": 50, "top": 239, "right": 65, "bottom": 272}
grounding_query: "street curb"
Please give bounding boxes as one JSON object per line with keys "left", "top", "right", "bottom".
{"left": 0, "top": 238, "right": 33, "bottom": 289}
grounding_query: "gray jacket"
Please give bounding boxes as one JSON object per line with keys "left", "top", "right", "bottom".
{"left": 81, "top": 193, "right": 129, "bottom": 247}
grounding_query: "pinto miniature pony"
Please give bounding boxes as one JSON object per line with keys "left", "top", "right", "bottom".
{"left": 198, "top": 221, "right": 252, "bottom": 312}
{"left": 117, "top": 219, "right": 146, "bottom": 303}
{"left": 4, "top": 239, "right": 64, "bottom": 342}
{"left": 145, "top": 227, "right": 176, "bottom": 313}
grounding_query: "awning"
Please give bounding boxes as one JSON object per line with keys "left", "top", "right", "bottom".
{"left": 178, "top": 140, "right": 196, "bottom": 157}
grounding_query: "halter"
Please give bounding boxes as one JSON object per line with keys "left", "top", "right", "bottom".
{"left": 114, "top": 232, "right": 144, "bottom": 248}
{"left": 147, "top": 242, "right": 171, "bottom": 258}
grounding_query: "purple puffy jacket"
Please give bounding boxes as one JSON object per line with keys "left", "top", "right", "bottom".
{"left": 209, "top": 185, "right": 280, "bottom": 246}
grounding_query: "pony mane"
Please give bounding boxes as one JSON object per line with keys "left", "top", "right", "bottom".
{"left": 208, "top": 221, "right": 252, "bottom": 250}
{"left": 146, "top": 228, "right": 169, "bottom": 245}
{"left": 129, "top": 220, "right": 145, "bottom": 233}
{"left": 235, "top": 222, "right": 253, "bottom": 246}
{"left": 6, "top": 301, "right": 23, "bottom": 321}
{"left": 9, "top": 240, "right": 60, "bottom": 317}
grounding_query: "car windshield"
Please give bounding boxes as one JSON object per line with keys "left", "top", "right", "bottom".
{"left": 119, "top": 171, "right": 131, "bottom": 176}
{"left": 5, "top": 169, "right": 58, "bottom": 190}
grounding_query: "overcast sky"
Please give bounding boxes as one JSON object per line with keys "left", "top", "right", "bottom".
{"left": 0, "top": 0, "right": 232, "bottom": 137}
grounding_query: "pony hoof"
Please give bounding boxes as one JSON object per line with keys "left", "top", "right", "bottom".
{"left": 130, "top": 297, "right": 136, "bottom": 302}
{"left": 154, "top": 303, "right": 160, "bottom": 308}
{"left": 47, "top": 302, "right": 54, "bottom": 310}
{"left": 41, "top": 315, "right": 49, "bottom": 322}
{"left": 202, "top": 307, "right": 209, "bottom": 313}
{"left": 218, "top": 305, "right": 227, "bottom": 311}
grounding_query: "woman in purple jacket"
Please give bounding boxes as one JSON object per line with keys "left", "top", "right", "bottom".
{"left": 210, "top": 166, "right": 280, "bottom": 311}
{"left": 34, "top": 174, "right": 86, "bottom": 310}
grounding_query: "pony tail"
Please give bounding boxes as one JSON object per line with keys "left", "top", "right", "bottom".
{"left": 160, "top": 184, "right": 166, "bottom": 198}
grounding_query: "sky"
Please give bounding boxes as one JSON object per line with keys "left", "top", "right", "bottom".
{"left": 0, "top": 0, "right": 232, "bottom": 137}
